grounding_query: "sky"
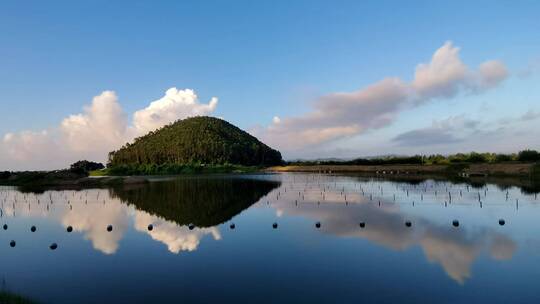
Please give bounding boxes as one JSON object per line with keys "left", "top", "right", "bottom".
{"left": 1, "top": 0, "right": 539, "bottom": 170}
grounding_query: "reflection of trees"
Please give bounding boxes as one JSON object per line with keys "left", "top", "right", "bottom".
{"left": 110, "top": 177, "right": 280, "bottom": 227}
{"left": 345, "top": 174, "right": 540, "bottom": 194}
{"left": 0, "top": 291, "right": 37, "bottom": 304}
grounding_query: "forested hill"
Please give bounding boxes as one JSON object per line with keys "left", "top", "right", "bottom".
{"left": 108, "top": 116, "right": 283, "bottom": 167}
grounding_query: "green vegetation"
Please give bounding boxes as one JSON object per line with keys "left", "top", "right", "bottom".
{"left": 0, "top": 160, "right": 108, "bottom": 188}
{"left": 0, "top": 170, "right": 86, "bottom": 187}
{"left": 532, "top": 163, "right": 540, "bottom": 179}
{"left": 69, "top": 160, "right": 104, "bottom": 174}
{"left": 289, "top": 150, "right": 540, "bottom": 166}
{"left": 0, "top": 291, "right": 38, "bottom": 304}
{"left": 108, "top": 116, "right": 282, "bottom": 171}
{"left": 111, "top": 177, "right": 280, "bottom": 227}
{"left": 99, "top": 163, "right": 258, "bottom": 176}
{"left": 517, "top": 149, "right": 540, "bottom": 162}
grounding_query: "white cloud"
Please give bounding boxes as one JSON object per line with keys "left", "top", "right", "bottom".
{"left": 254, "top": 41, "right": 508, "bottom": 155}
{"left": 478, "top": 60, "right": 508, "bottom": 89}
{"left": 412, "top": 41, "right": 469, "bottom": 99}
{"left": 133, "top": 88, "right": 218, "bottom": 135}
{"left": 0, "top": 88, "right": 218, "bottom": 171}
{"left": 61, "top": 90, "right": 128, "bottom": 154}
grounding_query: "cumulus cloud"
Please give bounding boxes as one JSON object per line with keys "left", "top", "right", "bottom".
{"left": 0, "top": 88, "right": 218, "bottom": 170}
{"left": 3, "top": 130, "right": 59, "bottom": 163}
{"left": 133, "top": 88, "right": 218, "bottom": 135}
{"left": 412, "top": 42, "right": 469, "bottom": 99}
{"left": 61, "top": 91, "right": 128, "bottom": 154}
{"left": 254, "top": 41, "right": 507, "bottom": 153}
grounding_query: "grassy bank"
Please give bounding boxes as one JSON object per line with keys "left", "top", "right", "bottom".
{"left": 0, "top": 170, "right": 148, "bottom": 190}
{"left": 91, "top": 163, "right": 260, "bottom": 176}
{"left": 0, "top": 170, "right": 86, "bottom": 187}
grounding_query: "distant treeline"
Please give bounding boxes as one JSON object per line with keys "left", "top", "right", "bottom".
{"left": 0, "top": 160, "right": 104, "bottom": 186}
{"left": 288, "top": 150, "right": 540, "bottom": 166}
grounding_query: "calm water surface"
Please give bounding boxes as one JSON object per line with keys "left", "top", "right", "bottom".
{"left": 1, "top": 173, "right": 539, "bottom": 303}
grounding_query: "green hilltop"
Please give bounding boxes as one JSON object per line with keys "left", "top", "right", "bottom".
{"left": 107, "top": 116, "right": 282, "bottom": 172}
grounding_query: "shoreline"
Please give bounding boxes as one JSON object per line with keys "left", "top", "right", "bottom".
{"left": 1, "top": 163, "right": 538, "bottom": 191}
{"left": 267, "top": 163, "right": 538, "bottom": 178}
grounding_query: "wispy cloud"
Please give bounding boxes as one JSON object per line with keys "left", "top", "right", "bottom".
{"left": 392, "top": 109, "right": 540, "bottom": 152}
{"left": 393, "top": 116, "right": 479, "bottom": 146}
{"left": 253, "top": 41, "right": 508, "bottom": 153}
{"left": 521, "top": 109, "right": 540, "bottom": 121}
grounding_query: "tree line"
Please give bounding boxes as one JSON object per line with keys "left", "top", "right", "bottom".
{"left": 289, "top": 150, "right": 540, "bottom": 166}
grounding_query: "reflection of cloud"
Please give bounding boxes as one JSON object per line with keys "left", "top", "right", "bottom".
{"left": 270, "top": 182, "right": 516, "bottom": 284}
{"left": 419, "top": 230, "right": 477, "bottom": 284}
{"left": 61, "top": 200, "right": 129, "bottom": 255}
{"left": 0, "top": 188, "right": 224, "bottom": 255}
{"left": 134, "top": 212, "right": 221, "bottom": 254}
{"left": 489, "top": 235, "right": 516, "bottom": 261}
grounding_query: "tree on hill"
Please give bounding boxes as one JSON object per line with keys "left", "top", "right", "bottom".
{"left": 108, "top": 116, "right": 283, "bottom": 167}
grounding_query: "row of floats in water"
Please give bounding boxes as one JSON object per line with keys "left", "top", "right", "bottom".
{"left": 2, "top": 217, "right": 508, "bottom": 250}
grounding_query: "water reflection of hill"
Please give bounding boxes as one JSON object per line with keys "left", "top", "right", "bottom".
{"left": 110, "top": 177, "right": 280, "bottom": 227}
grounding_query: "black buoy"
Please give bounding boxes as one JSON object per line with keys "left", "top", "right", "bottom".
{"left": 452, "top": 220, "right": 459, "bottom": 227}
{"left": 66, "top": 226, "right": 73, "bottom": 233}
{"left": 499, "top": 219, "right": 506, "bottom": 226}
{"left": 230, "top": 223, "right": 235, "bottom": 229}
{"left": 9, "top": 240, "right": 15, "bottom": 247}
{"left": 188, "top": 224, "right": 195, "bottom": 230}
{"left": 272, "top": 222, "right": 278, "bottom": 229}
{"left": 106, "top": 225, "right": 113, "bottom": 232}
{"left": 405, "top": 221, "right": 412, "bottom": 227}
{"left": 30, "top": 226, "right": 36, "bottom": 232}
{"left": 359, "top": 222, "right": 366, "bottom": 228}
{"left": 147, "top": 224, "right": 153, "bottom": 231}
{"left": 315, "top": 222, "right": 321, "bottom": 228}
{"left": 3, "top": 224, "right": 7, "bottom": 230}
{"left": 49, "top": 243, "right": 58, "bottom": 250}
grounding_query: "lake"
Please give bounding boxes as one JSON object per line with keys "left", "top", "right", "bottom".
{"left": 1, "top": 173, "right": 539, "bottom": 303}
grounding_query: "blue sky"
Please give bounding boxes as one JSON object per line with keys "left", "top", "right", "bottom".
{"left": 1, "top": 1, "right": 539, "bottom": 169}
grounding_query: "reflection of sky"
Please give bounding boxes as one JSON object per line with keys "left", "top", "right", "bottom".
{"left": 257, "top": 174, "right": 538, "bottom": 283}
{"left": 0, "top": 174, "right": 539, "bottom": 288}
